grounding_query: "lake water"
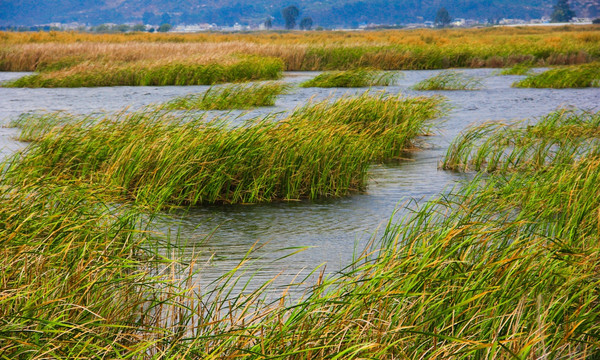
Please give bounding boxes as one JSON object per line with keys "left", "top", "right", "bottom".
{"left": 1, "top": 69, "right": 598, "bottom": 297}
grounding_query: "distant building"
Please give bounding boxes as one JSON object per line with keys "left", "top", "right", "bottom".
{"left": 452, "top": 18, "right": 466, "bottom": 27}
{"left": 173, "top": 23, "right": 215, "bottom": 32}
{"left": 498, "top": 18, "right": 527, "bottom": 25}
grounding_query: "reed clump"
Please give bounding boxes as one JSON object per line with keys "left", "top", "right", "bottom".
{"left": 229, "top": 108, "right": 600, "bottom": 358}
{"left": 254, "top": 158, "right": 600, "bottom": 358}
{"left": 499, "top": 62, "right": 533, "bottom": 75}
{"left": 300, "top": 68, "right": 399, "bottom": 88}
{"left": 412, "top": 70, "right": 482, "bottom": 90}
{"left": 3, "top": 56, "right": 284, "bottom": 87}
{"left": 0, "top": 174, "right": 300, "bottom": 358}
{"left": 6, "top": 92, "right": 444, "bottom": 207}
{"left": 163, "top": 82, "right": 290, "bottom": 110}
{"left": 442, "top": 109, "right": 600, "bottom": 172}
{"left": 0, "top": 180, "right": 183, "bottom": 357}
{"left": 513, "top": 62, "right": 600, "bottom": 88}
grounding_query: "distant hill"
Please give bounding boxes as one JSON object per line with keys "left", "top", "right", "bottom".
{"left": 0, "top": 0, "right": 598, "bottom": 27}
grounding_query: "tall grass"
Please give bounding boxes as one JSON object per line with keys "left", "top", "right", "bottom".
{"left": 1, "top": 26, "right": 598, "bottom": 72}
{"left": 3, "top": 101, "right": 600, "bottom": 357}
{"left": 513, "top": 62, "right": 600, "bottom": 88}
{"left": 162, "top": 82, "right": 289, "bottom": 110}
{"left": 442, "top": 109, "right": 600, "bottom": 172}
{"left": 6, "top": 92, "right": 444, "bottom": 207}
{"left": 235, "top": 109, "right": 600, "bottom": 358}
{"left": 259, "top": 160, "right": 600, "bottom": 358}
{"left": 0, "top": 173, "right": 302, "bottom": 358}
{"left": 498, "top": 62, "right": 532, "bottom": 75}
{"left": 3, "top": 56, "right": 284, "bottom": 87}
{"left": 0, "top": 179, "right": 180, "bottom": 357}
{"left": 412, "top": 70, "right": 482, "bottom": 90}
{"left": 300, "top": 68, "right": 399, "bottom": 88}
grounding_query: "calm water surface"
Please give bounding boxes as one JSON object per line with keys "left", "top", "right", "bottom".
{"left": 1, "top": 69, "right": 598, "bottom": 295}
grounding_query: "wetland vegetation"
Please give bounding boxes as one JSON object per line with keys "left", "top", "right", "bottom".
{"left": 2, "top": 25, "right": 600, "bottom": 358}
{"left": 3, "top": 56, "right": 284, "bottom": 87}
{"left": 162, "top": 82, "right": 290, "bottom": 110}
{"left": 1, "top": 25, "right": 599, "bottom": 87}
{"left": 411, "top": 70, "right": 482, "bottom": 90}
{"left": 4, "top": 105, "right": 600, "bottom": 358}
{"left": 513, "top": 62, "right": 600, "bottom": 88}
{"left": 498, "top": 63, "right": 533, "bottom": 75}
{"left": 299, "top": 68, "right": 398, "bottom": 88}
{"left": 6, "top": 92, "right": 443, "bottom": 207}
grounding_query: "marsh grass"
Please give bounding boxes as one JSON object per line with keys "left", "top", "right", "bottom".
{"left": 442, "top": 109, "right": 600, "bottom": 172}
{"left": 162, "top": 82, "right": 290, "bottom": 110}
{"left": 1, "top": 27, "right": 598, "bottom": 73}
{"left": 412, "top": 70, "right": 482, "bottom": 90}
{"left": 0, "top": 179, "right": 180, "bottom": 357}
{"left": 3, "top": 101, "right": 600, "bottom": 357}
{"left": 3, "top": 56, "right": 284, "bottom": 87}
{"left": 498, "top": 62, "right": 533, "bottom": 75}
{"left": 246, "top": 109, "right": 600, "bottom": 359}
{"left": 8, "top": 110, "right": 83, "bottom": 141}
{"left": 299, "top": 69, "right": 400, "bottom": 88}
{"left": 514, "top": 62, "right": 600, "bottom": 88}
{"left": 6, "top": 92, "right": 443, "bottom": 207}
{"left": 0, "top": 173, "right": 300, "bottom": 358}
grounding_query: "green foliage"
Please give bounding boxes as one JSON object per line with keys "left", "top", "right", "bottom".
{"left": 0, "top": 179, "right": 182, "bottom": 357}
{"left": 3, "top": 95, "right": 600, "bottom": 357}
{"left": 259, "top": 108, "right": 600, "bottom": 358}
{"left": 300, "top": 68, "right": 399, "bottom": 88}
{"left": 162, "top": 82, "right": 290, "bottom": 110}
{"left": 514, "top": 62, "right": 600, "bottom": 88}
{"left": 551, "top": 0, "right": 576, "bottom": 23}
{"left": 435, "top": 7, "right": 452, "bottom": 27}
{"left": 251, "top": 152, "right": 600, "bottom": 356}
{"left": 264, "top": 17, "right": 273, "bottom": 28}
{"left": 299, "top": 17, "right": 313, "bottom": 30}
{"left": 3, "top": 57, "right": 284, "bottom": 88}
{"left": 282, "top": 5, "right": 300, "bottom": 29}
{"left": 442, "top": 109, "right": 600, "bottom": 172}
{"left": 499, "top": 63, "right": 532, "bottom": 75}
{"left": 131, "top": 23, "right": 146, "bottom": 32}
{"left": 158, "top": 23, "right": 172, "bottom": 32}
{"left": 6, "top": 92, "right": 443, "bottom": 207}
{"left": 412, "top": 70, "right": 482, "bottom": 90}
{"left": 91, "top": 23, "right": 131, "bottom": 33}
{"left": 35, "top": 56, "right": 86, "bottom": 72}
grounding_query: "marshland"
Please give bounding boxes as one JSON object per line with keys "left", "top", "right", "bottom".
{"left": 1, "top": 25, "right": 600, "bottom": 358}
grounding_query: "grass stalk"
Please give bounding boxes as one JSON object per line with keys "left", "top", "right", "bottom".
{"left": 498, "top": 63, "right": 533, "bottom": 75}
{"left": 300, "top": 69, "right": 400, "bottom": 88}
{"left": 442, "top": 109, "right": 600, "bottom": 172}
{"left": 513, "top": 62, "right": 600, "bottom": 88}
{"left": 162, "top": 82, "right": 290, "bottom": 110}
{"left": 412, "top": 70, "right": 482, "bottom": 90}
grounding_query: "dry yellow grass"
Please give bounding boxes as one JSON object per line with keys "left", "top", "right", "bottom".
{"left": 0, "top": 42, "right": 303, "bottom": 71}
{"left": 1, "top": 25, "right": 598, "bottom": 71}
{"left": 1, "top": 25, "right": 598, "bottom": 46}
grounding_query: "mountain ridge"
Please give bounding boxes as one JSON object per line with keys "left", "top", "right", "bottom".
{"left": 0, "top": 0, "right": 598, "bottom": 27}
